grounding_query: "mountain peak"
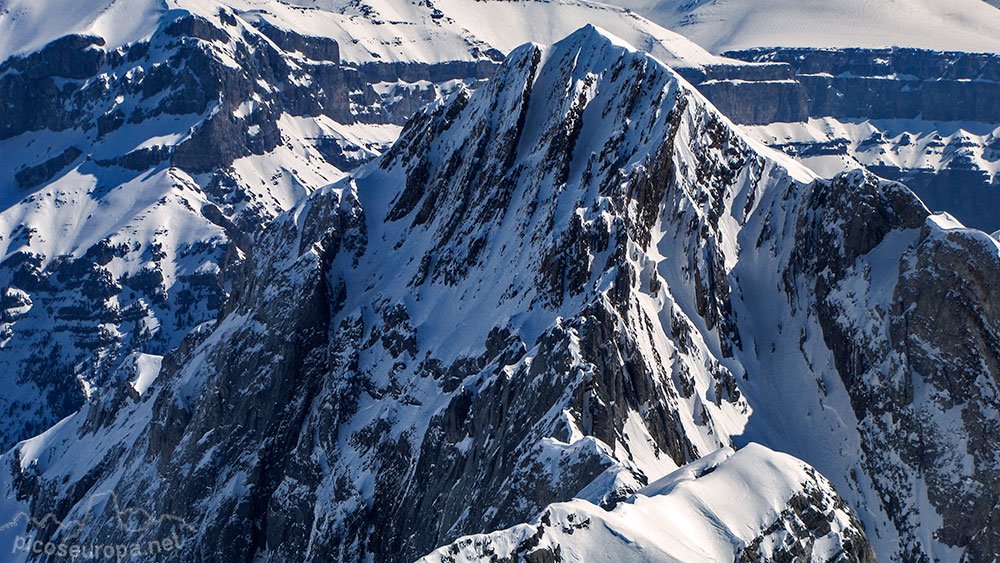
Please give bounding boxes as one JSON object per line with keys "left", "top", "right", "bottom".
{"left": 560, "top": 23, "right": 632, "bottom": 51}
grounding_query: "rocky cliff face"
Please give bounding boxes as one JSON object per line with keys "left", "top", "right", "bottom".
{"left": 3, "top": 24, "right": 999, "bottom": 563}
{"left": 726, "top": 47, "right": 1000, "bottom": 123}
{"left": 781, "top": 171, "right": 1000, "bottom": 560}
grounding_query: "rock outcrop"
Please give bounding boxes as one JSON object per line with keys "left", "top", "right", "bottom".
{"left": 727, "top": 47, "right": 1000, "bottom": 123}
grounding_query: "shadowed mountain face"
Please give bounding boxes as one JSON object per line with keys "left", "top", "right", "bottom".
{"left": 0, "top": 24, "right": 998, "bottom": 563}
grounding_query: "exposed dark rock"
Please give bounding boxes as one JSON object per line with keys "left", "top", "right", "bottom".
{"left": 1, "top": 34, "right": 106, "bottom": 80}
{"left": 786, "top": 168, "right": 1000, "bottom": 559}
{"left": 14, "top": 146, "right": 83, "bottom": 189}
{"left": 164, "top": 15, "right": 231, "bottom": 44}
{"left": 724, "top": 47, "right": 1000, "bottom": 122}
{"left": 695, "top": 78, "right": 808, "bottom": 124}
{"left": 739, "top": 474, "right": 876, "bottom": 563}
{"left": 867, "top": 165, "right": 1000, "bottom": 233}
{"left": 357, "top": 59, "right": 497, "bottom": 84}
{"left": 252, "top": 20, "right": 339, "bottom": 62}
{"left": 95, "top": 145, "right": 172, "bottom": 171}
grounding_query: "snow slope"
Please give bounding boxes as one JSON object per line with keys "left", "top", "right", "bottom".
{"left": 421, "top": 444, "right": 872, "bottom": 562}
{"left": 604, "top": 0, "right": 1000, "bottom": 53}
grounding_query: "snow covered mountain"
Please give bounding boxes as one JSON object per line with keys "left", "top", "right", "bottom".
{"left": 2, "top": 22, "right": 1000, "bottom": 563}
{"left": 720, "top": 47, "right": 1000, "bottom": 233}
{"left": 0, "top": 0, "right": 777, "bottom": 451}
{"left": 0, "top": 0, "right": 735, "bottom": 69}
{"left": 0, "top": 3, "right": 397, "bottom": 452}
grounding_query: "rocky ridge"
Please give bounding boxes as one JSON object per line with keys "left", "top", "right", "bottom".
{"left": 421, "top": 445, "right": 876, "bottom": 563}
